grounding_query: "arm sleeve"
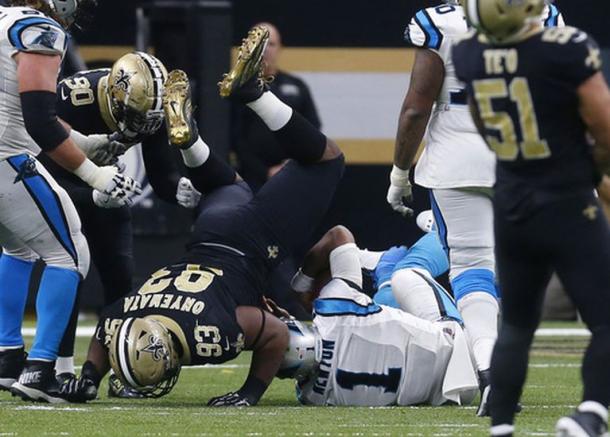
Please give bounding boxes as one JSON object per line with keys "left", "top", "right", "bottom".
{"left": 141, "top": 128, "right": 182, "bottom": 205}
{"left": 8, "top": 18, "right": 67, "bottom": 57}
{"left": 404, "top": 9, "right": 444, "bottom": 51}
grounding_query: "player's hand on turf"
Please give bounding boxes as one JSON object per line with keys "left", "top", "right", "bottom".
{"left": 387, "top": 165, "right": 414, "bottom": 218}
{"left": 59, "top": 375, "right": 98, "bottom": 403}
{"left": 176, "top": 177, "right": 202, "bottom": 209}
{"left": 207, "top": 392, "right": 252, "bottom": 407}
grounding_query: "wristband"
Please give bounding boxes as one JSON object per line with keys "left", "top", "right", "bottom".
{"left": 390, "top": 165, "right": 410, "bottom": 185}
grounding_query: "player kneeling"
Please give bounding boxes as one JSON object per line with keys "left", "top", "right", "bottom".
{"left": 276, "top": 226, "right": 479, "bottom": 407}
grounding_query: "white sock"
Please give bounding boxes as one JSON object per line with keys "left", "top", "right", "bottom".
{"left": 180, "top": 136, "right": 210, "bottom": 168}
{"left": 490, "top": 424, "right": 514, "bottom": 436}
{"left": 458, "top": 291, "right": 499, "bottom": 371}
{"left": 55, "top": 356, "right": 75, "bottom": 375}
{"left": 358, "top": 249, "right": 384, "bottom": 271}
{"left": 246, "top": 91, "right": 293, "bottom": 131}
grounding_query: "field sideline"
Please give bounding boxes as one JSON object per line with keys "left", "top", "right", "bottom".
{"left": 1, "top": 323, "right": 588, "bottom": 436}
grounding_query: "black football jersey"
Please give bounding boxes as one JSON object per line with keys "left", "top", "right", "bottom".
{"left": 57, "top": 68, "right": 113, "bottom": 135}
{"left": 453, "top": 26, "right": 602, "bottom": 215}
{"left": 95, "top": 262, "right": 247, "bottom": 366}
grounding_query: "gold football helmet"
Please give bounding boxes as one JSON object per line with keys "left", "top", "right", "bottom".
{"left": 101, "top": 52, "right": 168, "bottom": 140}
{"left": 108, "top": 317, "right": 181, "bottom": 398}
{"left": 463, "top": 0, "right": 544, "bottom": 44}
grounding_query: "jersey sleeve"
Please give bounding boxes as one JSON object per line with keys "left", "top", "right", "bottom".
{"left": 552, "top": 29, "right": 602, "bottom": 87}
{"left": 8, "top": 17, "right": 67, "bottom": 56}
{"left": 404, "top": 9, "right": 444, "bottom": 51}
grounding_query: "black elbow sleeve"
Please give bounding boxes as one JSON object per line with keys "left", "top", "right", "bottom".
{"left": 20, "top": 91, "right": 69, "bottom": 152}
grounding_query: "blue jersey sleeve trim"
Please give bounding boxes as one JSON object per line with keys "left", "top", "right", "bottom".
{"left": 414, "top": 10, "right": 443, "bottom": 50}
{"left": 314, "top": 298, "right": 382, "bottom": 317}
{"left": 544, "top": 5, "right": 559, "bottom": 28}
{"left": 8, "top": 17, "right": 64, "bottom": 51}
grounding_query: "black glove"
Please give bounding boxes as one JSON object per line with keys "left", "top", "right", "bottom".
{"left": 108, "top": 373, "right": 144, "bottom": 399}
{"left": 59, "top": 374, "right": 98, "bottom": 403}
{"left": 207, "top": 392, "right": 252, "bottom": 407}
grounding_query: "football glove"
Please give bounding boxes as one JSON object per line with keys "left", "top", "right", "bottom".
{"left": 70, "top": 131, "right": 128, "bottom": 166}
{"left": 207, "top": 392, "right": 252, "bottom": 407}
{"left": 176, "top": 177, "right": 202, "bottom": 209}
{"left": 75, "top": 160, "right": 142, "bottom": 203}
{"left": 92, "top": 189, "right": 131, "bottom": 208}
{"left": 386, "top": 165, "right": 414, "bottom": 218}
{"left": 107, "top": 373, "right": 145, "bottom": 399}
{"left": 58, "top": 374, "right": 98, "bottom": 403}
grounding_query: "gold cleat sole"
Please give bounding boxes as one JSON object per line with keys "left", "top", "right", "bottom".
{"left": 218, "top": 25, "right": 270, "bottom": 98}
{"left": 163, "top": 69, "right": 192, "bottom": 148}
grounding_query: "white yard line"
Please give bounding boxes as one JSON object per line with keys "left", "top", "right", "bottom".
{"left": 21, "top": 326, "right": 591, "bottom": 338}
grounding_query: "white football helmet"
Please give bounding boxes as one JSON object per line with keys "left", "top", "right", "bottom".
{"left": 46, "top": 0, "right": 97, "bottom": 28}
{"left": 276, "top": 319, "right": 319, "bottom": 381}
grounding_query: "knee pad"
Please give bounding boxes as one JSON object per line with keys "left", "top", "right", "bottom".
{"left": 449, "top": 246, "right": 495, "bottom": 280}
{"left": 451, "top": 269, "right": 498, "bottom": 301}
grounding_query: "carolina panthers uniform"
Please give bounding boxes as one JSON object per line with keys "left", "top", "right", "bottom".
{"left": 95, "top": 262, "right": 246, "bottom": 366}
{"left": 403, "top": 2, "right": 564, "bottom": 373}
{"left": 297, "top": 278, "right": 478, "bottom": 406}
{"left": 453, "top": 26, "right": 610, "bottom": 423}
{"left": 0, "top": 6, "right": 89, "bottom": 361}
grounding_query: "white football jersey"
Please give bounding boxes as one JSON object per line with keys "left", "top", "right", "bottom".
{"left": 0, "top": 6, "right": 67, "bottom": 161}
{"left": 406, "top": 3, "right": 564, "bottom": 189}
{"left": 297, "top": 279, "right": 478, "bottom": 406}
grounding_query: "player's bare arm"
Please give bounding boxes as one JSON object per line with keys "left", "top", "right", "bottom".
{"left": 207, "top": 307, "right": 289, "bottom": 407}
{"left": 388, "top": 49, "right": 444, "bottom": 217}
{"left": 15, "top": 52, "right": 141, "bottom": 202}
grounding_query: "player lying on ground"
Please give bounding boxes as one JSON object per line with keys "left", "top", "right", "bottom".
{"left": 277, "top": 225, "right": 478, "bottom": 406}
{"left": 57, "top": 25, "right": 345, "bottom": 406}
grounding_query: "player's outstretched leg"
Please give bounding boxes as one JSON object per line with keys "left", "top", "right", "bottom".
{"left": 219, "top": 25, "right": 342, "bottom": 165}
{"left": 163, "top": 69, "right": 237, "bottom": 194}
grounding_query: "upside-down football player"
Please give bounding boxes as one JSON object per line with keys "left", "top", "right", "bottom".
{"left": 276, "top": 224, "right": 479, "bottom": 407}
{"left": 60, "top": 26, "right": 345, "bottom": 406}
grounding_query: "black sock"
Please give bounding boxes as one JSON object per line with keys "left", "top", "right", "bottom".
{"left": 582, "top": 326, "right": 610, "bottom": 407}
{"left": 187, "top": 150, "right": 237, "bottom": 194}
{"left": 57, "top": 284, "right": 80, "bottom": 360}
{"left": 273, "top": 112, "right": 327, "bottom": 164}
{"left": 490, "top": 323, "right": 535, "bottom": 426}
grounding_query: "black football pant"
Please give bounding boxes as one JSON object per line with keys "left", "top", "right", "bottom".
{"left": 58, "top": 203, "right": 133, "bottom": 359}
{"left": 490, "top": 192, "right": 610, "bottom": 426}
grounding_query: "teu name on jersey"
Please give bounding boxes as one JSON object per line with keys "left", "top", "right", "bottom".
{"left": 122, "top": 293, "right": 205, "bottom": 315}
{"left": 484, "top": 49, "right": 518, "bottom": 75}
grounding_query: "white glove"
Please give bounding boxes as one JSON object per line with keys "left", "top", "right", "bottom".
{"left": 70, "top": 130, "right": 128, "bottom": 166}
{"left": 386, "top": 165, "right": 414, "bottom": 217}
{"left": 74, "top": 160, "right": 142, "bottom": 203}
{"left": 176, "top": 177, "right": 202, "bottom": 209}
{"left": 92, "top": 190, "right": 131, "bottom": 208}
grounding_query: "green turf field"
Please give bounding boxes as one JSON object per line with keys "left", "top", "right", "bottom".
{"left": 0, "top": 323, "right": 588, "bottom": 436}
